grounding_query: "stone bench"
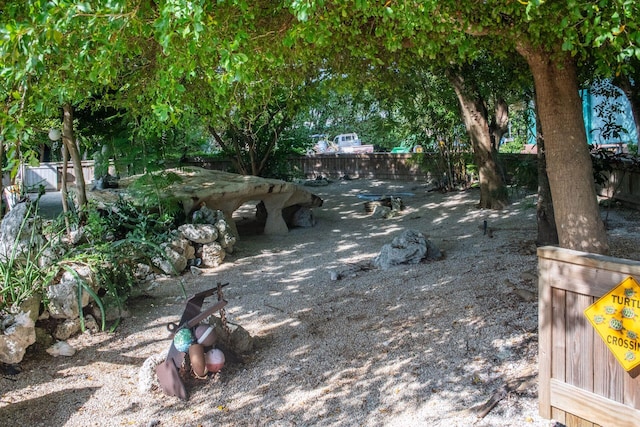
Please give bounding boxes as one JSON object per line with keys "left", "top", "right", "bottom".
{"left": 119, "top": 167, "right": 323, "bottom": 236}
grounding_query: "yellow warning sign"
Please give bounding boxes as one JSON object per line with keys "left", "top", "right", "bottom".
{"left": 584, "top": 276, "right": 640, "bottom": 371}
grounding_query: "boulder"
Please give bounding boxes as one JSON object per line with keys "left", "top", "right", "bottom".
{"left": 0, "top": 312, "right": 36, "bottom": 364}
{"left": 179, "top": 224, "right": 219, "bottom": 244}
{"left": 152, "top": 245, "right": 187, "bottom": 275}
{"left": 0, "top": 201, "right": 44, "bottom": 262}
{"left": 166, "top": 235, "right": 194, "bottom": 257}
{"left": 207, "top": 316, "right": 254, "bottom": 355}
{"left": 47, "top": 263, "right": 99, "bottom": 319}
{"left": 201, "top": 242, "right": 226, "bottom": 268}
{"left": 291, "top": 206, "right": 316, "bottom": 228}
{"left": 192, "top": 205, "right": 226, "bottom": 225}
{"left": 53, "top": 318, "right": 81, "bottom": 340}
{"left": 373, "top": 229, "right": 442, "bottom": 270}
{"left": 371, "top": 205, "right": 392, "bottom": 219}
{"left": 214, "top": 219, "right": 236, "bottom": 252}
{"left": 138, "top": 353, "right": 166, "bottom": 392}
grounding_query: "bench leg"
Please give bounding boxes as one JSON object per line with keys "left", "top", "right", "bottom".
{"left": 262, "top": 196, "right": 290, "bottom": 235}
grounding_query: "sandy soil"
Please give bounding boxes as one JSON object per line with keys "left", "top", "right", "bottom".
{"left": 1, "top": 179, "right": 638, "bottom": 427}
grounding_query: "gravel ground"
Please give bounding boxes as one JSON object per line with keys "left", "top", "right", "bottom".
{"left": 1, "top": 179, "right": 638, "bottom": 427}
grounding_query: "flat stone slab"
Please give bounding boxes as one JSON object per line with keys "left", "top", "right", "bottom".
{"left": 119, "top": 167, "right": 323, "bottom": 235}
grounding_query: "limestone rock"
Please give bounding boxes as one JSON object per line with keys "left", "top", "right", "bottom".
{"left": 134, "top": 263, "right": 154, "bottom": 281}
{"left": 121, "top": 167, "right": 323, "bottom": 236}
{"left": 179, "top": 223, "right": 219, "bottom": 244}
{"left": 83, "top": 315, "right": 100, "bottom": 333}
{"left": 54, "top": 318, "right": 81, "bottom": 340}
{"left": 207, "top": 316, "right": 254, "bottom": 355}
{"left": 192, "top": 206, "right": 226, "bottom": 225}
{"left": 152, "top": 242, "right": 188, "bottom": 275}
{"left": 0, "top": 312, "right": 36, "bottom": 364}
{"left": 35, "top": 326, "right": 54, "bottom": 349}
{"left": 291, "top": 206, "right": 316, "bottom": 228}
{"left": 47, "top": 263, "right": 99, "bottom": 319}
{"left": 166, "top": 235, "right": 193, "bottom": 257}
{"left": 46, "top": 340, "right": 76, "bottom": 357}
{"left": 228, "top": 323, "right": 254, "bottom": 354}
{"left": 371, "top": 205, "right": 392, "bottom": 219}
{"left": 201, "top": 242, "right": 226, "bottom": 268}
{"left": 214, "top": 219, "right": 236, "bottom": 252}
{"left": 373, "top": 229, "right": 442, "bottom": 270}
{"left": 19, "top": 294, "right": 41, "bottom": 324}
{"left": 138, "top": 352, "right": 165, "bottom": 393}
{"left": 0, "top": 201, "right": 44, "bottom": 262}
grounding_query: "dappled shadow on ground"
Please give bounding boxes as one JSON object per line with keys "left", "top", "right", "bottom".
{"left": 0, "top": 386, "right": 99, "bottom": 425}
{"left": 7, "top": 179, "right": 634, "bottom": 426}
{"left": 132, "top": 181, "right": 544, "bottom": 426}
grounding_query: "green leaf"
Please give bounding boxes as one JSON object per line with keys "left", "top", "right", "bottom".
{"left": 77, "top": 2, "right": 92, "bottom": 13}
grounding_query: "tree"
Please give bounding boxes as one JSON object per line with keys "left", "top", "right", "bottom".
{"left": 285, "top": 0, "right": 638, "bottom": 254}
{"left": 446, "top": 66, "right": 507, "bottom": 209}
{"left": 0, "top": 1, "right": 138, "bottom": 212}
{"left": 505, "top": 1, "right": 639, "bottom": 254}
{"left": 208, "top": 88, "right": 297, "bottom": 176}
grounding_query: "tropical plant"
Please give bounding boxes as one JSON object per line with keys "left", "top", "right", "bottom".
{"left": 0, "top": 201, "right": 56, "bottom": 314}
{"left": 55, "top": 196, "right": 180, "bottom": 331}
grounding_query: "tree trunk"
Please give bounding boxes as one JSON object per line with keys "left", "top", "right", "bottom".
{"left": 60, "top": 143, "right": 71, "bottom": 236}
{"left": 516, "top": 43, "right": 608, "bottom": 254}
{"left": 447, "top": 70, "right": 508, "bottom": 209}
{"left": 62, "top": 104, "right": 88, "bottom": 213}
{"left": 534, "top": 103, "right": 558, "bottom": 246}
{"left": 490, "top": 97, "right": 509, "bottom": 152}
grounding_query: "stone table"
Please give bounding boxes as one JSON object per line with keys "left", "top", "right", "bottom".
{"left": 120, "top": 167, "right": 323, "bottom": 236}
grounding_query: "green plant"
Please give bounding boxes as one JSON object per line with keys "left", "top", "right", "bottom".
{"left": 38, "top": 194, "right": 180, "bottom": 331}
{"left": 60, "top": 234, "right": 169, "bottom": 332}
{"left": 411, "top": 151, "right": 474, "bottom": 191}
{"left": 126, "top": 171, "right": 184, "bottom": 219}
{"left": 511, "top": 157, "right": 538, "bottom": 191}
{"left": 0, "top": 202, "right": 56, "bottom": 314}
{"left": 85, "top": 196, "right": 176, "bottom": 243}
{"left": 500, "top": 138, "right": 526, "bottom": 154}
{"left": 590, "top": 145, "right": 615, "bottom": 187}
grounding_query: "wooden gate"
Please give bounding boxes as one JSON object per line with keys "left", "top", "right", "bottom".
{"left": 538, "top": 246, "right": 640, "bottom": 426}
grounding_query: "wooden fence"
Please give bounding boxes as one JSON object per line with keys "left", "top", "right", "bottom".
{"left": 538, "top": 246, "right": 640, "bottom": 427}
{"left": 597, "top": 165, "right": 640, "bottom": 209}
{"left": 15, "top": 154, "right": 640, "bottom": 210}
{"left": 289, "top": 153, "right": 434, "bottom": 181}
{"left": 295, "top": 154, "right": 640, "bottom": 209}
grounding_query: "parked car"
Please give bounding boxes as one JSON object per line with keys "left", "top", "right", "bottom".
{"left": 332, "top": 133, "right": 374, "bottom": 153}
{"left": 311, "top": 133, "right": 374, "bottom": 154}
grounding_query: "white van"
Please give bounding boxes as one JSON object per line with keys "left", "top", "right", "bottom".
{"left": 333, "top": 133, "right": 361, "bottom": 148}
{"left": 332, "top": 133, "right": 374, "bottom": 153}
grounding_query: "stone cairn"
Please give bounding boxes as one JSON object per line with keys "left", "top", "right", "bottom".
{"left": 152, "top": 205, "right": 237, "bottom": 276}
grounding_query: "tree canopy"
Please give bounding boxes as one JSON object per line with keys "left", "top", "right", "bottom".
{"left": 2, "top": 0, "right": 639, "bottom": 253}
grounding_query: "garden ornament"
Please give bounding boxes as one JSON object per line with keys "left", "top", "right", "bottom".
{"left": 156, "top": 284, "right": 228, "bottom": 400}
